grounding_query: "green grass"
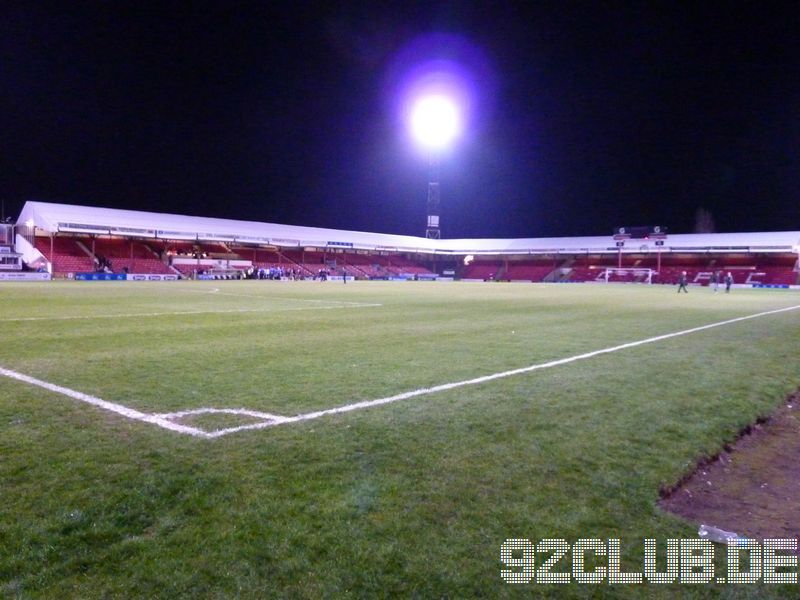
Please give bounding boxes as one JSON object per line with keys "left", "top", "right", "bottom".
{"left": 1, "top": 280, "right": 799, "bottom": 598}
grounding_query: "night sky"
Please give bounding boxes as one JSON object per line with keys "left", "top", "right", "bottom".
{"left": 2, "top": 2, "right": 799, "bottom": 238}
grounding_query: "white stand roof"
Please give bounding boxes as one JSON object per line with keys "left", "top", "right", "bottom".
{"left": 17, "top": 201, "right": 800, "bottom": 255}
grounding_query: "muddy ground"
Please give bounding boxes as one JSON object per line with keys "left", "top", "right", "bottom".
{"left": 660, "top": 391, "right": 800, "bottom": 542}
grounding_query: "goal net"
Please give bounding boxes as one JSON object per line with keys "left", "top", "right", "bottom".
{"left": 599, "top": 267, "right": 653, "bottom": 284}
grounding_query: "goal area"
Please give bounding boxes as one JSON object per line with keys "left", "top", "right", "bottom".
{"left": 599, "top": 267, "right": 654, "bottom": 284}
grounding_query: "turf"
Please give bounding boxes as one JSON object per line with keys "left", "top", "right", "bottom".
{"left": 1, "top": 280, "right": 799, "bottom": 598}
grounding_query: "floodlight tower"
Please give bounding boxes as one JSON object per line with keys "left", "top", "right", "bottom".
{"left": 425, "top": 154, "right": 441, "bottom": 239}
{"left": 410, "top": 95, "right": 460, "bottom": 239}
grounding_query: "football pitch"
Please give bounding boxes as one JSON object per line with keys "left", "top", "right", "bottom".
{"left": 2, "top": 280, "right": 799, "bottom": 597}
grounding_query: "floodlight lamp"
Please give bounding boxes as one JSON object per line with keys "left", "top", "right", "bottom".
{"left": 25, "top": 218, "right": 35, "bottom": 228}
{"left": 410, "top": 95, "right": 461, "bottom": 150}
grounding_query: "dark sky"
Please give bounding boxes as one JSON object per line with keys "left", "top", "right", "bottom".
{"left": 2, "top": 2, "right": 799, "bottom": 238}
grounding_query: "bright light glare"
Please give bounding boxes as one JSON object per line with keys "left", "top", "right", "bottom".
{"left": 410, "top": 95, "right": 461, "bottom": 149}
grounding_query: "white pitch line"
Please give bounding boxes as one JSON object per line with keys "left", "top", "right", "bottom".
{"left": 1, "top": 304, "right": 798, "bottom": 438}
{"left": 201, "top": 303, "right": 800, "bottom": 437}
{"left": 0, "top": 303, "right": 382, "bottom": 323}
{"left": 0, "top": 366, "right": 210, "bottom": 437}
{"left": 156, "top": 408, "right": 290, "bottom": 439}
{"left": 180, "top": 287, "right": 378, "bottom": 306}
{"left": 157, "top": 407, "right": 289, "bottom": 422}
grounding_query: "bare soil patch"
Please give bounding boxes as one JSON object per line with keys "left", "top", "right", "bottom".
{"left": 660, "top": 391, "right": 800, "bottom": 542}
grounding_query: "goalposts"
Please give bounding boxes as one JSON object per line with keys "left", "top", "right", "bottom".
{"left": 599, "top": 267, "right": 654, "bottom": 284}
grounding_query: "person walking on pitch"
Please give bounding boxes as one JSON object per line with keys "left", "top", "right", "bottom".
{"left": 677, "top": 271, "right": 689, "bottom": 293}
{"left": 711, "top": 270, "right": 719, "bottom": 293}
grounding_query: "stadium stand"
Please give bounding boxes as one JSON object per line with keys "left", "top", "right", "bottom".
{"left": 171, "top": 263, "right": 201, "bottom": 277}
{"left": 89, "top": 237, "right": 173, "bottom": 274}
{"left": 461, "top": 258, "right": 563, "bottom": 282}
{"left": 277, "top": 250, "right": 322, "bottom": 277}
{"left": 462, "top": 261, "right": 502, "bottom": 280}
{"left": 353, "top": 258, "right": 386, "bottom": 278}
{"left": 157, "top": 241, "right": 196, "bottom": 256}
{"left": 336, "top": 253, "right": 387, "bottom": 278}
{"left": 201, "top": 242, "right": 234, "bottom": 255}
{"left": 379, "top": 255, "right": 435, "bottom": 276}
{"left": 504, "top": 263, "right": 556, "bottom": 282}
{"left": 15, "top": 202, "right": 800, "bottom": 284}
{"left": 34, "top": 236, "right": 94, "bottom": 275}
{"left": 557, "top": 253, "right": 799, "bottom": 286}
{"left": 266, "top": 250, "right": 434, "bottom": 279}
{"left": 563, "top": 266, "right": 602, "bottom": 283}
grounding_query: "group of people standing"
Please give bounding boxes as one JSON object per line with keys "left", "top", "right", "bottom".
{"left": 677, "top": 271, "right": 733, "bottom": 293}
{"left": 245, "top": 266, "right": 304, "bottom": 280}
